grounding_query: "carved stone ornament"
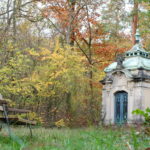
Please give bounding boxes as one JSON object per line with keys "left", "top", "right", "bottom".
{"left": 116, "top": 54, "right": 125, "bottom": 69}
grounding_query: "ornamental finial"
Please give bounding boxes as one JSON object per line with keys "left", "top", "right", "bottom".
{"left": 135, "top": 29, "right": 140, "bottom": 44}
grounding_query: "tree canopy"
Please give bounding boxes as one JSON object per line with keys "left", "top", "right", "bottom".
{"left": 0, "top": 0, "right": 149, "bottom": 126}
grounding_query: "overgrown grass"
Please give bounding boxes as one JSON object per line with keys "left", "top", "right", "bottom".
{"left": 0, "top": 126, "right": 149, "bottom": 150}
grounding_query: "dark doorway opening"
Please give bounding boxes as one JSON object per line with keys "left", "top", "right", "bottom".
{"left": 115, "top": 91, "right": 128, "bottom": 124}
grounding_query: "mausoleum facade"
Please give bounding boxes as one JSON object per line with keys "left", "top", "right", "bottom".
{"left": 101, "top": 30, "right": 150, "bottom": 125}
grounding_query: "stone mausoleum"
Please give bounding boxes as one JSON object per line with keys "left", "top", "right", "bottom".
{"left": 101, "top": 30, "right": 150, "bottom": 125}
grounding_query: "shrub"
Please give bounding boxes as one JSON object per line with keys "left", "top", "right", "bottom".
{"left": 132, "top": 108, "right": 150, "bottom": 125}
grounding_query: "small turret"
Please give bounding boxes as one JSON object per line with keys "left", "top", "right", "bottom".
{"left": 104, "top": 29, "right": 150, "bottom": 72}
{"left": 135, "top": 29, "right": 141, "bottom": 44}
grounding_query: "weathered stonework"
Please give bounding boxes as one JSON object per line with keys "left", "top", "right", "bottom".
{"left": 101, "top": 31, "right": 150, "bottom": 125}
{"left": 101, "top": 70, "right": 149, "bottom": 124}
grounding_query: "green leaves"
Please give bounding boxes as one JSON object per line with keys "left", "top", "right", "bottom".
{"left": 132, "top": 108, "right": 150, "bottom": 125}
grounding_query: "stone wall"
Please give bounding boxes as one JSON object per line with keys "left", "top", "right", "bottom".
{"left": 102, "top": 70, "right": 150, "bottom": 125}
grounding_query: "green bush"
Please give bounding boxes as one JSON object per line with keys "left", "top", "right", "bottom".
{"left": 132, "top": 108, "right": 150, "bottom": 125}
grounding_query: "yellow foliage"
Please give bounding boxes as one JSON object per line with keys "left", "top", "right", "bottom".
{"left": 19, "top": 112, "right": 43, "bottom": 124}
{"left": 7, "top": 42, "right": 15, "bottom": 52}
{"left": 4, "top": 99, "right": 16, "bottom": 107}
{"left": 28, "top": 49, "right": 40, "bottom": 56}
{"left": 99, "top": 72, "right": 106, "bottom": 80}
{"left": 39, "top": 48, "right": 51, "bottom": 56}
{"left": 26, "top": 41, "right": 87, "bottom": 99}
{"left": 55, "top": 119, "right": 66, "bottom": 127}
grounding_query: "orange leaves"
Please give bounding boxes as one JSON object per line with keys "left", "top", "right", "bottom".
{"left": 91, "top": 38, "right": 130, "bottom": 72}
{"left": 94, "top": 41, "right": 129, "bottom": 59}
{"left": 87, "top": 18, "right": 99, "bottom": 25}
{"left": 40, "top": 0, "right": 103, "bottom": 45}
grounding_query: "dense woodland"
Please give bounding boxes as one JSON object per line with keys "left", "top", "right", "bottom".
{"left": 0, "top": 0, "right": 149, "bottom": 127}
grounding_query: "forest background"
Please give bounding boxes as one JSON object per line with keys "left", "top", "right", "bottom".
{"left": 0, "top": 0, "right": 149, "bottom": 127}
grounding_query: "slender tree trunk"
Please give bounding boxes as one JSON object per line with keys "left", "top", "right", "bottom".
{"left": 7, "top": 0, "right": 10, "bottom": 25}
{"left": 86, "top": 3, "right": 95, "bottom": 123}
{"left": 89, "top": 69, "right": 95, "bottom": 123}
{"left": 65, "top": 1, "right": 76, "bottom": 125}
{"left": 132, "top": 0, "right": 139, "bottom": 44}
{"left": 45, "top": 98, "right": 52, "bottom": 126}
{"left": 66, "top": 92, "right": 72, "bottom": 123}
{"left": 13, "top": 0, "right": 17, "bottom": 42}
{"left": 88, "top": 45, "right": 95, "bottom": 123}
{"left": 66, "top": 0, "right": 76, "bottom": 46}
{"left": 70, "top": 1, "right": 75, "bottom": 46}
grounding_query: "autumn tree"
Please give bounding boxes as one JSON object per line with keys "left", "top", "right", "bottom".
{"left": 131, "top": 0, "right": 139, "bottom": 44}
{"left": 0, "top": 0, "right": 149, "bottom": 127}
{"left": 38, "top": 0, "right": 104, "bottom": 122}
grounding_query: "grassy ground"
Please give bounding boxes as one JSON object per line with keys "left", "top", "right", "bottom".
{"left": 0, "top": 126, "right": 149, "bottom": 150}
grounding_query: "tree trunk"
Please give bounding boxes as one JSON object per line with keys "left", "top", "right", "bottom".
{"left": 132, "top": 0, "right": 139, "bottom": 45}
{"left": 66, "top": 92, "right": 72, "bottom": 123}
{"left": 89, "top": 69, "right": 95, "bottom": 123}
{"left": 13, "top": 0, "right": 17, "bottom": 42}
{"left": 7, "top": 0, "right": 10, "bottom": 25}
{"left": 65, "top": 0, "right": 76, "bottom": 125}
{"left": 66, "top": 0, "right": 76, "bottom": 46}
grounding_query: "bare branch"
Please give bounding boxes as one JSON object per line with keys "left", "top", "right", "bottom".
{"left": 0, "top": 0, "right": 38, "bottom": 16}
{"left": 75, "top": 39, "right": 91, "bottom": 64}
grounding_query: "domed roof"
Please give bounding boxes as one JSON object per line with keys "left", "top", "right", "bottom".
{"left": 104, "top": 30, "right": 150, "bottom": 73}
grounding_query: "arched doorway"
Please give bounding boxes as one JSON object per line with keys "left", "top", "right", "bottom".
{"left": 115, "top": 91, "right": 128, "bottom": 124}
